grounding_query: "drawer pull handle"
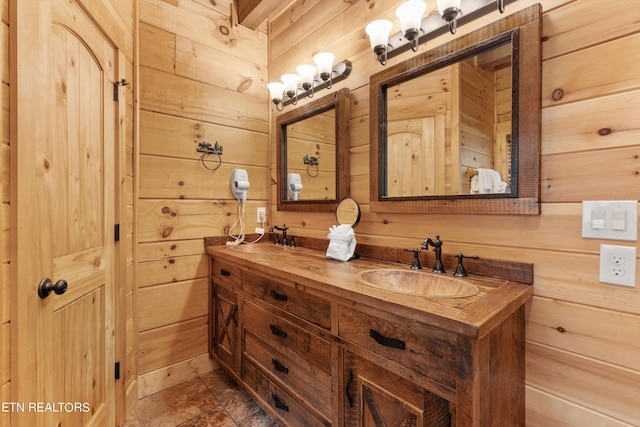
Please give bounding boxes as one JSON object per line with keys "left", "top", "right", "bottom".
{"left": 270, "top": 324, "right": 288, "bottom": 338}
{"left": 272, "top": 358, "right": 289, "bottom": 374}
{"left": 370, "top": 329, "right": 405, "bottom": 350}
{"left": 220, "top": 269, "right": 231, "bottom": 277}
{"left": 270, "top": 289, "right": 288, "bottom": 301}
{"left": 272, "top": 393, "right": 289, "bottom": 412}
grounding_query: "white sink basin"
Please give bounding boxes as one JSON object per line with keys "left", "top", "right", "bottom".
{"left": 357, "top": 269, "right": 479, "bottom": 298}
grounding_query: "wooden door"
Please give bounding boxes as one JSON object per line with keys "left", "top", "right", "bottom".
{"left": 11, "top": 0, "right": 118, "bottom": 425}
{"left": 386, "top": 117, "right": 441, "bottom": 197}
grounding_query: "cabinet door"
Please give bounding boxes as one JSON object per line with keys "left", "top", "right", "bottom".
{"left": 213, "top": 279, "right": 239, "bottom": 374}
{"left": 343, "top": 351, "right": 450, "bottom": 427}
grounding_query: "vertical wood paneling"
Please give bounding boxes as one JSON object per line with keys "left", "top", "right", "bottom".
{"left": 270, "top": 0, "right": 640, "bottom": 425}
{"left": 138, "top": 0, "right": 268, "bottom": 396}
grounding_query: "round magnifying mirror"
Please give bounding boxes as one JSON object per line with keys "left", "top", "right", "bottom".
{"left": 336, "top": 198, "right": 361, "bottom": 228}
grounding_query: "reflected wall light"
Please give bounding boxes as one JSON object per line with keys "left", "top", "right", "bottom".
{"left": 366, "top": 0, "right": 512, "bottom": 66}
{"left": 267, "top": 53, "right": 352, "bottom": 111}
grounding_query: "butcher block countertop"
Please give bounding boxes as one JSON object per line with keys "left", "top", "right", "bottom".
{"left": 206, "top": 242, "right": 533, "bottom": 339}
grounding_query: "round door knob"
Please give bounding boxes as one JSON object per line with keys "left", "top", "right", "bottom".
{"left": 38, "top": 278, "right": 68, "bottom": 299}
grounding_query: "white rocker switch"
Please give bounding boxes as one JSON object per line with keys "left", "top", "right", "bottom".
{"left": 611, "top": 210, "right": 627, "bottom": 231}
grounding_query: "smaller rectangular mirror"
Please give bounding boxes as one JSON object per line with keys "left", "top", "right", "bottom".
{"left": 277, "top": 88, "right": 350, "bottom": 212}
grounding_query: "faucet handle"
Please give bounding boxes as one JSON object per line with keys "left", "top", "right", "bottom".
{"left": 404, "top": 248, "right": 423, "bottom": 270}
{"left": 454, "top": 253, "right": 480, "bottom": 277}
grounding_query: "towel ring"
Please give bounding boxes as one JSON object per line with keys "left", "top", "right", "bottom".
{"left": 197, "top": 141, "right": 223, "bottom": 171}
{"left": 306, "top": 164, "right": 319, "bottom": 178}
{"left": 201, "top": 152, "right": 222, "bottom": 171}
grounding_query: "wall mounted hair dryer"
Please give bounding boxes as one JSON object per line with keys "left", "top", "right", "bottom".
{"left": 230, "top": 169, "right": 250, "bottom": 203}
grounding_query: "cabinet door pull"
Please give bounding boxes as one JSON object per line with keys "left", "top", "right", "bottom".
{"left": 270, "top": 324, "right": 288, "bottom": 338}
{"left": 232, "top": 305, "right": 238, "bottom": 326}
{"left": 345, "top": 370, "right": 354, "bottom": 407}
{"left": 272, "top": 393, "right": 289, "bottom": 412}
{"left": 270, "top": 289, "right": 288, "bottom": 301}
{"left": 369, "top": 329, "right": 405, "bottom": 350}
{"left": 220, "top": 269, "right": 231, "bottom": 277}
{"left": 271, "top": 358, "right": 289, "bottom": 374}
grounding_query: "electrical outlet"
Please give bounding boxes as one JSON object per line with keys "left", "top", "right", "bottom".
{"left": 599, "top": 244, "right": 636, "bottom": 287}
{"left": 256, "top": 207, "right": 266, "bottom": 223}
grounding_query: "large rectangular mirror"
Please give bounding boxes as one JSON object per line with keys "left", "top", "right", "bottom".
{"left": 277, "top": 88, "right": 350, "bottom": 211}
{"left": 370, "top": 5, "right": 541, "bottom": 214}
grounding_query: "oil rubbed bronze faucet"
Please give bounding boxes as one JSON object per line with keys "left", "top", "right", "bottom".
{"left": 421, "top": 234, "right": 445, "bottom": 273}
{"left": 403, "top": 248, "right": 422, "bottom": 270}
{"left": 270, "top": 224, "right": 289, "bottom": 246}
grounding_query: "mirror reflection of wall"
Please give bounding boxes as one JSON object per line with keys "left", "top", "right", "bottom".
{"left": 285, "top": 108, "right": 336, "bottom": 201}
{"left": 383, "top": 41, "right": 512, "bottom": 197}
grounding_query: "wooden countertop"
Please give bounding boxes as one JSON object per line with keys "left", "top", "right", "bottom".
{"left": 206, "top": 243, "right": 533, "bottom": 339}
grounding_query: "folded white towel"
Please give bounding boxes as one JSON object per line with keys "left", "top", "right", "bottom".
{"left": 326, "top": 224, "right": 356, "bottom": 261}
{"left": 476, "top": 168, "right": 506, "bottom": 194}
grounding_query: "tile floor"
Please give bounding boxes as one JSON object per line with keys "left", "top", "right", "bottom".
{"left": 123, "top": 368, "right": 279, "bottom": 427}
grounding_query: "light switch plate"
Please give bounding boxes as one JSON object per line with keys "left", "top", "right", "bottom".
{"left": 582, "top": 201, "right": 638, "bottom": 241}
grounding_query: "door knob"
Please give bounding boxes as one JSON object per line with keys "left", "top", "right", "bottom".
{"left": 38, "top": 278, "right": 68, "bottom": 299}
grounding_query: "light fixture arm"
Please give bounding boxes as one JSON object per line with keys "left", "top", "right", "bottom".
{"left": 448, "top": 19, "right": 457, "bottom": 35}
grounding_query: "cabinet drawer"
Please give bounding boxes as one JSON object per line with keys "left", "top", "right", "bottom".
{"left": 338, "top": 305, "right": 457, "bottom": 394}
{"left": 244, "top": 361, "right": 330, "bottom": 427}
{"left": 211, "top": 258, "right": 242, "bottom": 287}
{"left": 243, "top": 271, "right": 331, "bottom": 330}
{"left": 244, "top": 332, "right": 332, "bottom": 413}
{"left": 243, "top": 299, "right": 331, "bottom": 373}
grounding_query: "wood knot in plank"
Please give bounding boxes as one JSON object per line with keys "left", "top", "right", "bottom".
{"left": 552, "top": 89, "right": 564, "bottom": 101}
{"left": 556, "top": 326, "right": 566, "bottom": 333}
{"left": 237, "top": 77, "right": 252, "bottom": 93}
{"left": 598, "top": 128, "right": 612, "bottom": 136}
{"left": 161, "top": 227, "right": 173, "bottom": 238}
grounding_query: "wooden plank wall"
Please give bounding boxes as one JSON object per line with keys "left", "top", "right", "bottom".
{"left": 268, "top": 0, "right": 640, "bottom": 425}
{"left": 1, "top": 0, "right": 9, "bottom": 424}
{"left": 1, "top": 0, "right": 136, "bottom": 424}
{"left": 137, "top": 0, "right": 269, "bottom": 397}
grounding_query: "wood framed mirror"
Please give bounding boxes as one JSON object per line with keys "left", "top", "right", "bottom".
{"left": 277, "top": 88, "right": 350, "bottom": 212}
{"left": 370, "top": 5, "right": 541, "bottom": 214}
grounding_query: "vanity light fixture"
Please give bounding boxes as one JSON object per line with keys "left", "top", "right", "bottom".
{"left": 396, "top": 0, "right": 428, "bottom": 51}
{"left": 365, "top": 0, "right": 511, "bottom": 66}
{"left": 437, "top": 0, "right": 462, "bottom": 34}
{"left": 267, "top": 53, "right": 352, "bottom": 111}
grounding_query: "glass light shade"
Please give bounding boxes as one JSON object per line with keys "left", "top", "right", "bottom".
{"left": 365, "top": 19, "right": 393, "bottom": 49}
{"left": 313, "top": 52, "right": 335, "bottom": 77}
{"left": 296, "top": 64, "right": 317, "bottom": 87}
{"left": 281, "top": 73, "right": 299, "bottom": 95}
{"left": 437, "top": 0, "right": 462, "bottom": 16}
{"left": 267, "top": 82, "right": 284, "bottom": 101}
{"left": 396, "top": 1, "right": 427, "bottom": 34}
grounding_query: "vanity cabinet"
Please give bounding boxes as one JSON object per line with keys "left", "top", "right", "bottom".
{"left": 207, "top": 244, "right": 531, "bottom": 427}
